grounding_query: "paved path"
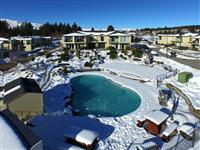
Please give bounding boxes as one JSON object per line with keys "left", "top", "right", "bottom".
{"left": 166, "top": 83, "right": 200, "bottom": 119}
{"left": 154, "top": 49, "right": 200, "bottom": 70}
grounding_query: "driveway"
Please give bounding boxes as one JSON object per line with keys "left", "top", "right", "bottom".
{"left": 154, "top": 49, "right": 200, "bottom": 70}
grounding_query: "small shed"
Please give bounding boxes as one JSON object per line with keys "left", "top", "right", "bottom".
{"left": 144, "top": 110, "right": 170, "bottom": 135}
{"left": 64, "top": 127, "right": 99, "bottom": 149}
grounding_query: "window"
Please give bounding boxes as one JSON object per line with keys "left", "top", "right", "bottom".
{"left": 26, "top": 40, "right": 31, "bottom": 45}
{"left": 159, "top": 36, "right": 162, "bottom": 40}
{"left": 101, "top": 36, "right": 104, "bottom": 41}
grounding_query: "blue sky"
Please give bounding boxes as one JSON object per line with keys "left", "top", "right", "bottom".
{"left": 0, "top": 0, "right": 199, "bottom": 29}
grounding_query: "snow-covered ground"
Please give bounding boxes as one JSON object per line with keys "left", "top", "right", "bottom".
{"left": 100, "top": 61, "right": 167, "bottom": 82}
{"left": 1, "top": 48, "right": 200, "bottom": 150}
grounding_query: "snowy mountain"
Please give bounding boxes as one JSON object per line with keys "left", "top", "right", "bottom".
{"left": 0, "top": 19, "right": 42, "bottom": 29}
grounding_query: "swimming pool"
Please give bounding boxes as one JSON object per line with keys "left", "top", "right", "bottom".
{"left": 70, "top": 75, "right": 141, "bottom": 117}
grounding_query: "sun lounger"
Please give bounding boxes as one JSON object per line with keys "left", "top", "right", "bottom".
{"left": 178, "top": 123, "right": 195, "bottom": 141}
{"left": 136, "top": 141, "right": 160, "bottom": 150}
{"left": 58, "top": 143, "right": 85, "bottom": 150}
{"left": 160, "top": 122, "right": 178, "bottom": 142}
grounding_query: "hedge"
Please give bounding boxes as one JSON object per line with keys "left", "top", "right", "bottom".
{"left": 178, "top": 72, "right": 193, "bottom": 83}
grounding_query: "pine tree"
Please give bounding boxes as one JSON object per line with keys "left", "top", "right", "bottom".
{"left": 72, "top": 22, "right": 78, "bottom": 32}
{"left": 107, "top": 25, "right": 115, "bottom": 31}
{"left": 66, "top": 23, "right": 72, "bottom": 33}
{"left": 91, "top": 27, "right": 95, "bottom": 31}
{"left": 77, "top": 26, "right": 82, "bottom": 31}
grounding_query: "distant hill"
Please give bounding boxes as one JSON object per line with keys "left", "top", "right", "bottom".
{"left": 0, "top": 19, "right": 42, "bottom": 30}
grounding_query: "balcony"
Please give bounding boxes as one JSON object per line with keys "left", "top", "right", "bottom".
{"left": 75, "top": 37, "right": 85, "bottom": 43}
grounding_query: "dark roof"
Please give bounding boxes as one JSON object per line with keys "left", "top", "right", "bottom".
{"left": 4, "top": 77, "right": 42, "bottom": 93}
{"left": 3, "top": 77, "right": 42, "bottom": 104}
{"left": 0, "top": 109, "right": 42, "bottom": 149}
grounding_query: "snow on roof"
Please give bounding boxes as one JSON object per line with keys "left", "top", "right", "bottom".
{"left": 0, "top": 115, "right": 26, "bottom": 150}
{"left": 193, "top": 35, "right": 200, "bottom": 39}
{"left": 178, "top": 124, "right": 195, "bottom": 135}
{"left": 126, "top": 32, "right": 136, "bottom": 36}
{"left": 4, "top": 85, "right": 21, "bottom": 96}
{"left": 76, "top": 129, "right": 98, "bottom": 145}
{"left": 145, "top": 110, "right": 169, "bottom": 125}
{"left": 64, "top": 127, "right": 99, "bottom": 145}
{"left": 0, "top": 37, "right": 10, "bottom": 42}
{"left": 162, "top": 122, "right": 178, "bottom": 136}
{"left": 58, "top": 144, "right": 85, "bottom": 150}
{"left": 42, "top": 36, "right": 51, "bottom": 39}
{"left": 109, "top": 32, "right": 129, "bottom": 36}
{"left": 79, "top": 31, "right": 114, "bottom": 36}
{"left": 63, "top": 32, "right": 86, "bottom": 37}
{"left": 182, "top": 33, "right": 198, "bottom": 37}
{"left": 157, "top": 34, "right": 180, "bottom": 37}
{"left": 11, "top": 36, "right": 32, "bottom": 41}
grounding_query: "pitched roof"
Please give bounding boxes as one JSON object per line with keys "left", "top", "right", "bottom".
{"left": 157, "top": 34, "right": 180, "bottom": 37}
{"left": 79, "top": 31, "right": 114, "bottom": 36}
{"left": 109, "top": 32, "right": 129, "bottom": 36}
{"left": 11, "top": 37, "right": 32, "bottom": 41}
{"left": 182, "top": 33, "right": 198, "bottom": 37}
{"left": 0, "top": 109, "right": 42, "bottom": 149}
{"left": 0, "top": 37, "right": 10, "bottom": 42}
{"left": 2, "top": 77, "right": 42, "bottom": 104}
{"left": 63, "top": 32, "right": 86, "bottom": 37}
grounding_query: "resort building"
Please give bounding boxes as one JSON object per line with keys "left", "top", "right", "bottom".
{"left": 79, "top": 31, "right": 114, "bottom": 49}
{"left": 11, "top": 36, "right": 52, "bottom": 51}
{"left": 0, "top": 37, "right": 11, "bottom": 58}
{"left": 0, "top": 77, "right": 44, "bottom": 121}
{"left": 109, "top": 32, "right": 131, "bottom": 49}
{"left": 192, "top": 35, "right": 200, "bottom": 51}
{"left": 157, "top": 34, "right": 181, "bottom": 46}
{"left": 61, "top": 32, "right": 87, "bottom": 49}
{"left": 0, "top": 109, "right": 43, "bottom": 150}
{"left": 11, "top": 37, "right": 33, "bottom": 51}
{"left": 157, "top": 33, "right": 200, "bottom": 50}
{"left": 61, "top": 31, "right": 132, "bottom": 50}
{"left": 180, "top": 33, "right": 199, "bottom": 48}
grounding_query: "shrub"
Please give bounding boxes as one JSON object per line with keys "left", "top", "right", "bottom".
{"left": 38, "top": 51, "right": 45, "bottom": 56}
{"left": 46, "top": 53, "right": 52, "bottom": 58}
{"left": 109, "top": 48, "right": 118, "bottom": 59}
{"left": 76, "top": 50, "right": 81, "bottom": 59}
{"left": 132, "top": 49, "right": 143, "bottom": 58}
{"left": 84, "top": 61, "right": 93, "bottom": 68}
{"left": 61, "top": 50, "right": 70, "bottom": 61}
{"left": 178, "top": 46, "right": 188, "bottom": 50}
{"left": 58, "top": 59, "right": 62, "bottom": 63}
{"left": 62, "top": 67, "right": 68, "bottom": 75}
{"left": 31, "top": 57, "right": 35, "bottom": 61}
{"left": 106, "top": 46, "right": 115, "bottom": 51}
{"left": 121, "top": 49, "right": 127, "bottom": 55}
{"left": 178, "top": 72, "right": 193, "bottom": 83}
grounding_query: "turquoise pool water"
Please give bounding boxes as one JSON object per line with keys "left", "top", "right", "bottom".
{"left": 70, "top": 75, "right": 141, "bottom": 117}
